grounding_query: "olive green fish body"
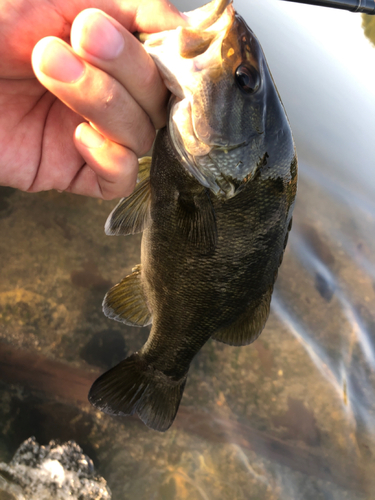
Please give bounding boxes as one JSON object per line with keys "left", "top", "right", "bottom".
{"left": 88, "top": 0, "right": 298, "bottom": 432}
{"left": 141, "top": 128, "right": 296, "bottom": 377}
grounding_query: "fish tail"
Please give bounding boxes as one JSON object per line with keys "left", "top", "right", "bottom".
{"left": 88, "top": 353, "right": 186, "bottom": 432}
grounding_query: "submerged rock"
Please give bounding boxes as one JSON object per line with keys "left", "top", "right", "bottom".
{"left": 0, "top": 437, "right": 111, "bottom": 500}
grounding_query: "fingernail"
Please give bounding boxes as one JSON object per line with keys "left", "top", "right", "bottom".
{"left": 77, "top": 123, "right": 105, "bottom": 148}
{"left": 38, "top": 39, "right": 84, "bottom": 83}
{"left": 73, "top": 11, "right": 124, "bottom": 60}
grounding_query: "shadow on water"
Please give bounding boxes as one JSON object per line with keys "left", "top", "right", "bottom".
{"left": 1, "top": 1, "right": 375, "bottom": 499}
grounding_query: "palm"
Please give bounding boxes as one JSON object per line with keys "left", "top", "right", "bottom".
{"left": 0, "top": 0, "right": 184, "bottom": 197}
{"left": 0, "top": 2, "right": 90, "bottom": 192}
{"left": 0, "top": 78, "right": 84, "bottom": 191}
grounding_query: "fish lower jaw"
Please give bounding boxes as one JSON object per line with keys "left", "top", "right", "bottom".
{"left": 169, "top": 129, "right": 250, "bottom": 197}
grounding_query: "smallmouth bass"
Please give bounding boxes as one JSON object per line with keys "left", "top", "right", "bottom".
{"left": 89, "top": 0, "right": 297, "bottom": 431}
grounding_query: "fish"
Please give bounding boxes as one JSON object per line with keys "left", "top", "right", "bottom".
{"left": 88, "top": 0, "right": 298, "bottom": 432}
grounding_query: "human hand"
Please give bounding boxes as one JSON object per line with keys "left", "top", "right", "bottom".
{"left": 0, "top": 0, "right": 185, "bottom": 199}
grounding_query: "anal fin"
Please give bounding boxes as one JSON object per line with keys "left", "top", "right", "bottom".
{"left": 103, "top": 264, "right": 152, "bottom": 327}
{"left": 211, "top": 286, "right": 273, "bottom": 346}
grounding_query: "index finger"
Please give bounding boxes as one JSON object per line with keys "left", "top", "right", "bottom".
{"left": 71, "top": 9, "right": 185, "bottom": 129}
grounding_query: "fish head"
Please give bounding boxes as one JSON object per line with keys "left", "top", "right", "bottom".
{"left": 144, "top": 0, "right": 295, "bottom": 197}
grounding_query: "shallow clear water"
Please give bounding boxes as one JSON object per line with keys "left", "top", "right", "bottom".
{"left": 0, "top": 1, "right": 375, "bottom": 499}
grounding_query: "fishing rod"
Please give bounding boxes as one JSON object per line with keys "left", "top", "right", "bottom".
{"left": 281, "top": 0, "right": 375, "bottom": 14}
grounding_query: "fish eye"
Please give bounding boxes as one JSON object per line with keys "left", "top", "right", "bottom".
{"left": 235, "top": 65, "right": 260, "bottom": 94}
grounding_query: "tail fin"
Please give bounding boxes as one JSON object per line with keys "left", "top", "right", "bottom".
{"left": 88, "top": 353, "right": 186, "bottom": 432}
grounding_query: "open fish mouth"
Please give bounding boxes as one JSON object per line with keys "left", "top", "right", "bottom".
{"left": 143, "top": 0, "right": 235, "bottom": 106}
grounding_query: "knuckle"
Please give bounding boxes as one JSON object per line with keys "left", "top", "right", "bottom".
{"left": 100, "top": 190, "right": 118, "bottom": 201}
{"left": 97, "top": 80, "right": 120, "bottom": 114}
{"left": 140, "top": 65, "right": 159, "bottom": 93}
{"left": 99, "top": 179, "right": 137, "bottom": 201}
{"left": 84, "top": 74, "right": 156, "bottom": 156}
{"left": 137, "top": 126, "right": 155, "bottom": 156}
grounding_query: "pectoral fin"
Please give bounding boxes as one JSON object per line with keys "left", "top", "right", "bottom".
{"left": 103, "top": 265, "right": 152, "bottom": 327}
{"left": 137, "top": 156, "right": 152, "bottom": 182}
{"left": 177, "top": 189, "right": 217, "bottom": 252}
{"left": 211, "top": 287, "right": 273, "bottom": 346}
{"left": 105, "top": 178, "right": 151, "bottom": 236}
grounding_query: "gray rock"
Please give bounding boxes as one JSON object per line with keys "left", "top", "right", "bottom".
{"left": 0, "top": 437, "right": 111, "bottom": 500}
